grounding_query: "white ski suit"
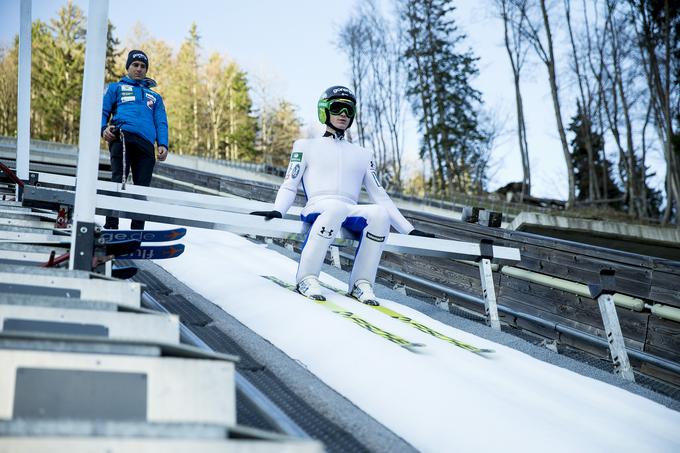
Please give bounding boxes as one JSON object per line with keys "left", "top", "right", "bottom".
{"left": 273, "top": 135, "right": 414, "bottom": 289}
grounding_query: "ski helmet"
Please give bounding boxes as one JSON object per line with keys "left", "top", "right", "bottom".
{"left": 317, "top": 85, "right": 357, "bottom": 129}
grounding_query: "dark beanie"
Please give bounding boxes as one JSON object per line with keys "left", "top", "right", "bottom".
{"left": 126, "top": 50, "right": 149, "bottom": 70}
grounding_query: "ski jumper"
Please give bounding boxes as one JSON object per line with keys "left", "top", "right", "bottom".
{"left": 101, "top": 76, "right": 168, "bottom": 229}
{"left": 273, "top": 135, "right": 414, "bottom": 290}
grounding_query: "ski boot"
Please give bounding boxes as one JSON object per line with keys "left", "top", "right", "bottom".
{"left": 297, "top": 276, "right": 326, "bottom": 301}
{"left": 351, "top": 280, "right": 380, "bottom": 306}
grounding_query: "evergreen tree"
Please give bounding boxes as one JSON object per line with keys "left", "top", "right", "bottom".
{"left": 120, "top": 23, "right": 255, "bottom": 159}
{"left": 27, "top": 1, "right": 86, "bottom": 144}
{"left": 122, "top": 26, "right": 174, "bottom": 95}
{"left": 204, "top": 53, "right": 258, "bottom": 161}
{"left": 224, "top": 65, "right": 256, "bottom": 161}
{"left": 48, "top": 1, "right": 86, "bottom": 143}
{"left": 0, "top": 43, "right": 18, "bottom": 136}
{"left": 568, "top": 104, "right": 622, "bottom": 206}
{"left": 258, "top": 100, "right": 302, "bottom": 167}
{"left": 400, "top": 0, "right": 488, "bottom": 195}
{"left": 569, "top": 103, "right": 662, "bottom": 216}
{"left": 28, "top": 20, "right": 55, "bottom": 140}
{"left": 0, "top": 5, "right": 271, "bottom": 167}
{"left": 170, "top": 23, "right": 202, "bottom": 155}
{"left": 105, "top": 21, "right": 121, "bottom": 84}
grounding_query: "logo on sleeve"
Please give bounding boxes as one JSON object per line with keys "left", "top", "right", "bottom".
{"left": 369, "top": 161, "right": 382, "bottom": 187}
{"left": 366, "top": 232, "right": 385, "bottom": 242}
{"left": 290, "top": 152, "right": 303, "bottom": 162}
{"left": 291, "top": 163, "right": 300, "bottom": 178}
{"left": 145, "top": 92, "right": 156, "bottom": 109}
{"left": 371, "top": 172, "right": 382, "bottom": 188}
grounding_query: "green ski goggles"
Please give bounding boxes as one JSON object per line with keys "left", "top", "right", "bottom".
{"left": 323, "top": 99, "right": 356, "bottom": 117}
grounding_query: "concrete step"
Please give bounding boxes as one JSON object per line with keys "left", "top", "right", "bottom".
{"left": 0, "top": 347, "right": 236, "bottom": 426}
{"left": 0, "top": 305, "right": 179, "bottom": 344}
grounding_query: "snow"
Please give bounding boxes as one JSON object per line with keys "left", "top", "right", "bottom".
{"left": 149, "top": 223, "right": 680, "bottom": 453}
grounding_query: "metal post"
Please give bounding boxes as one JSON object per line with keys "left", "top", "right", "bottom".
{"left": 475, "top": 239, "right": 501, "bottom": 330}
{"left": 478, "top": 258, "right": 501, "bottom": 331}
{"left": 16, "top": 0, "right": 32, "bottom": 200}
{"left": 588, "top": 269, "right": 635, "bottom": 382}
{"left": 597, "top": 293, "right": 635, "bottom": 382}
{"left": 69, "top": 0, "right": 109, "bottom": 270}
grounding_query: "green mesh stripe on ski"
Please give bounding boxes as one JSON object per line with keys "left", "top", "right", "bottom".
{"left": 319, "top": 282, "right": 494, "bottom": 355}
{"left": 263, "top": 275, "right": 425, "bottom": 353}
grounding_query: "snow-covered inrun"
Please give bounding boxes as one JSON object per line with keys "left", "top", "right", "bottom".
{"left": 151, "top": 224, "right": 680, "bottom": 453}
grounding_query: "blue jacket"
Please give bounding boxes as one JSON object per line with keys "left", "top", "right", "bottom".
{"left": 101, "top": 76, "right": 169, "bottom": 148}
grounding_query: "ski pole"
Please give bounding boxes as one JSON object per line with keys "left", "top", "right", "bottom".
{"left": 120, "top": 129, "right": 128, "bottom": 190}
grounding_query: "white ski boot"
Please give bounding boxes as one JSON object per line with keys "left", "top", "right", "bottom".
{"left": 296, "top": 276, "right": 326, "bottom": 301}
{"left": 350, "top": 280, "right": 380, "bottom": 306}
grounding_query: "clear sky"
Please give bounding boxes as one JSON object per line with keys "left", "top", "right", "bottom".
{"left": 0, "top": 0, "right": 667, "bottom": 201}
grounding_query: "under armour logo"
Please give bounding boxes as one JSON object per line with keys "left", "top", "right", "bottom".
{"left": 318, "top": 226, "right": 334, "bottom": 238}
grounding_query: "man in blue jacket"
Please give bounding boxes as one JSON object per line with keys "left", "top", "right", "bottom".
{"left": 101, "top": 50, "right": 169, "bottom": 229}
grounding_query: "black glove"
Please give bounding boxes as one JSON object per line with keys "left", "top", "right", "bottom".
{"left": 409, "top": 229, "right": 435, "bottom": 238}
{"left": 250, "top": 210, "right": 282, "bottom": 220}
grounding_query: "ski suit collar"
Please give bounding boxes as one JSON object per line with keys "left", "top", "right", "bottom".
{"left": 120, "top": 75, "right": 157, "bottom": 88}
{"left": 323, "top": 130, "right": 345, "bottom": 141}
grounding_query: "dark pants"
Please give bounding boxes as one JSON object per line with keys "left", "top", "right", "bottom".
{"left": 105, "top": 132, "right": 156, "bottom": 230}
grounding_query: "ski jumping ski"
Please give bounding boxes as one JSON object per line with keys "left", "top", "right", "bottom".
{"left": 100, "top": 227, "right": 187, "bottom": 243}
{"left": 319, "top": 281, "right": 494, "bottom": 354}
{"left": 118, "top": 243, "right": 185, "bottom": 260}
{"left": 42, "top": 242, "right": 183, "bottom": 267}
{"left": 263, "top": 275, "right": 425, "bottom": 353}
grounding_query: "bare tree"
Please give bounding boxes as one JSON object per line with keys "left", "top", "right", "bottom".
{"left": 338, "top": 0, "right": 408, "bottom": 190}
{"left": 629, "top": 0, "right": 679, "bottom": 224}
{"left": 516, "top": 0, "right": 576, "bottom": 207}
{"left": 608, "top": 1, "right": 645, "bottom": 216}
{"left": 565, "top": 0, "right": 601, "bottom": 202}
{"left": 204, "top": 53, "right": 232, "bottom": 159}
{"left": 337, "top": 14, "right": 371, "bottom": 146}
{"left": 363, "top": 2, "right": 408, "bottom": 190}
{"left": 495, "top": 0, "right": 532, "bottom": 200}
{"left": 583, "top": 0, "right": 615, "bottom": 204}
{"left": 251, "top": 73, "right": 276, "bottom": 164}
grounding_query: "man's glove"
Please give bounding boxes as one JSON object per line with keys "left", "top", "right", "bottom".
{"left": 409, "top": 229, "right": 435, "bottom": 238}
{"left": 250, "top": 210, "right": 282, "bottom": 220}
